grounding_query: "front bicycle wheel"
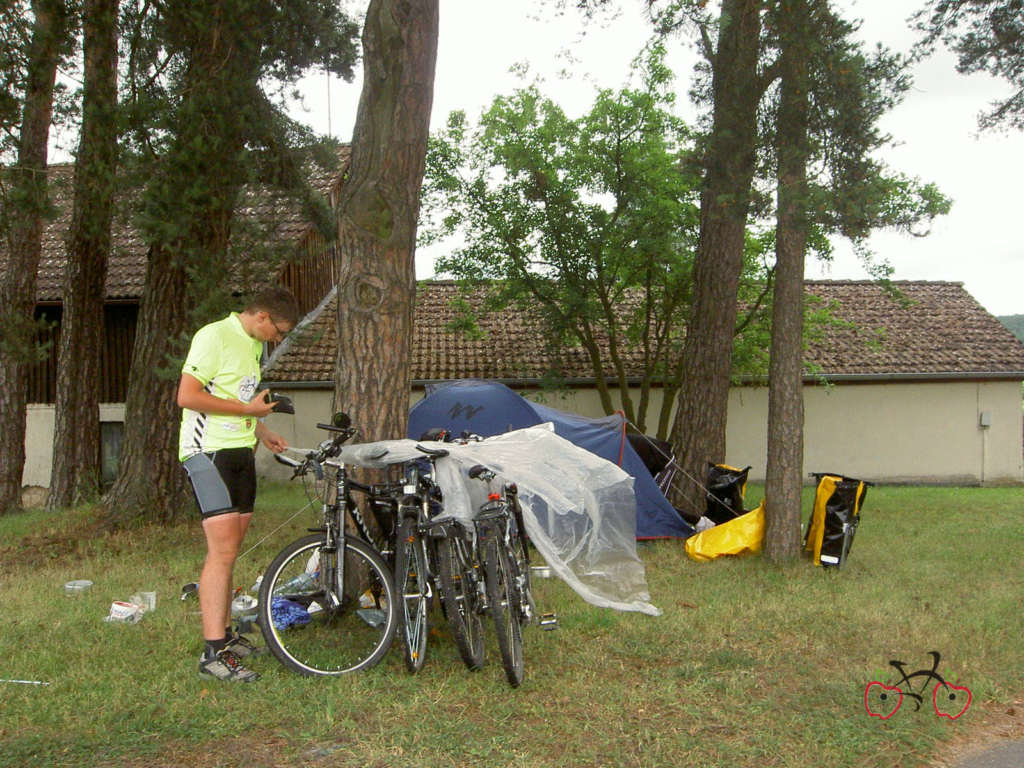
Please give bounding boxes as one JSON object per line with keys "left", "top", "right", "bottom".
{"left": 484, "top": 535, "right": 524, "bottom": 687}
{"left": 394, "top": 513, "right": 430, "bottom": 673}
{"left": 435, "top": 535, "right": 484, "bottom": 670}
{"left": 257, "top": 534, "right": 397, "bottom": 676}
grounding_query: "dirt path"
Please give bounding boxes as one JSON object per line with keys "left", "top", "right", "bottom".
{"left": 930, "top": 694, "right": 1024, "bottom": 767}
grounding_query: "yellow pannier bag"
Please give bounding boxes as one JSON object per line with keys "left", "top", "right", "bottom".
{"left": 685, "top": 500, "right": 765, "bottom": 562}
{"left": 804, "top": 473, "right": 869, "bottom": 567}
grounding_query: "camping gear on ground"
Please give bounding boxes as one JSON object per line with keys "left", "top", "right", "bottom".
{"left": 627, "top": 433, "right": 676, "bottom": 494}
{"left": 271, "top": 597, "right": 313, "bottom": 630}
{"left": 684, "top": 500, "right": 766, "bottom": 562}
{"left": 705, "top": 463, "right": 751, "bottom": 525}
{"left": 804, "top": 472, "right": 871, "bottom": 568}
{"left": 408, "top": 379, "right": 694, "bottom": 539}
{"left": 338, "top": 425, "right": 661, "bottom": 616}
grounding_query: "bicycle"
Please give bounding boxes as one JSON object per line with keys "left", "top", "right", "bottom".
{"left": 256, "top": 413, "right": 400, "bottom": 677}
{"left": 432, "top": 510, "right": 486, "bottom": 671}
{"left": 468, "top": 464, "right": 557, "bottom": 687}
{"left": 391, "top": 444, "right": 449, "bottom": 673}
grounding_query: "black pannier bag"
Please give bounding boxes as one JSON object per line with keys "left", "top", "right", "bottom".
{"left": 804, "top": 472, "right": 871, "bottom": 568}
{"left": 705, "top": 463, "right": 752, "bottom": 525}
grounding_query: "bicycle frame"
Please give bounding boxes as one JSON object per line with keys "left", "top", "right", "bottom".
{"left": 469, "top": 466, "right": 556, "bottom": 631}
{"left": 273, "top": 420, "right": 399, "bottom": 613}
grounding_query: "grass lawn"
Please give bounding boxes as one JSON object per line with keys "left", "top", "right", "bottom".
{"left": 0, "top": 482, "right": 1021, "bottom": 767}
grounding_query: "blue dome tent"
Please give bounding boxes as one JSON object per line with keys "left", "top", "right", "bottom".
{"left": 408, "top": 380, "right": 694, "bottom": 539}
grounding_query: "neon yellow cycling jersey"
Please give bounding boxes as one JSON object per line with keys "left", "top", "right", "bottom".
{"left": 178, "top": 313, "right": 263, "bottom": 461}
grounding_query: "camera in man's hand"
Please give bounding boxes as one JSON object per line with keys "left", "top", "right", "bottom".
{"left": 263, "top": 391, "right": 295, "bottom": 414}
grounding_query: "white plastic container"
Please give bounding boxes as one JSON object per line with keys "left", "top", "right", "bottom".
{"left": 64, "top": 579, "right": 93, "bottom": 595}
{"left": 130, "top": 591, "right": 157, "bottom": 612}
{"left": 231, "top": 594, "right": 257, "bottom": 619}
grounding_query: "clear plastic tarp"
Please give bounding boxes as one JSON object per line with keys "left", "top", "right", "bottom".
{"left": 333, "top": 424, "right": 660, "bottom": 616}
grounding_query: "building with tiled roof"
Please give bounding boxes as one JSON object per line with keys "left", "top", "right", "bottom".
{"left": 12, "top": 148, "right": 349, "bottom": 487}
{"left": 11, "top": 147, "right": 349, "bottom": 406}
{"left": 257, "top": 278, "right": 1024, "bottom": 486}
{"left": 262, "top": 280, "right": 1024, "bottom": 384}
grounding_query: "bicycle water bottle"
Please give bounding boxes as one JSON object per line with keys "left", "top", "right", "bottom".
{"left": 274, "top": 571, "right": 318, "bottom": 594}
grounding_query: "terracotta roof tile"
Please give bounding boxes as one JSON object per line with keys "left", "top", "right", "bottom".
{"left": 8, "top": 146, "right": 350, "bottom": 302}
{"left": 262, "top": 279, "right": 1024, "bottom": 383}
{"left": 804, "top": 281, "right": 1024, "bottom": 376}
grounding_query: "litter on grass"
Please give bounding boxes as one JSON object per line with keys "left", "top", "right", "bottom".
{"left": 64, "top": 579, "right": 93, "bottom": 595}
{"left": 103, "top": 600, "right": 143, "bottom": 624}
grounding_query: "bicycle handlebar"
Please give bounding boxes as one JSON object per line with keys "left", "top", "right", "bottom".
{"left": 274, "top": 413, "right": 357, "bottom": 480}
{"left": 273, "top": 453, "right": 302, "bottom": 468}
{"left": 415, "top": 444, "right": 449, "bottom": 458}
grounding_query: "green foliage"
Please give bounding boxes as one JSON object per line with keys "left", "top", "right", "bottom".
{"left": 646, "top": 0, "right": 951, "bottom": 267}
{"left": 120, "top": 0, "right": 359, "bottom": 327}
{"left": 0, "top": 0, "right": 79, "bottom": 167}
{"left": 757, "top": 1, "right": 953, "bottom": 252}
{"left": 914, "top": 0, "right": 1024, "bottom": 131}
{"left": 0, "top": 1, "right": 31, "bottom": 160}
{"left": 442, "top": 293, "right": 488, "bottom": 340}
{"left": 998, "top": 314, "right": 1024, "bottom": 341}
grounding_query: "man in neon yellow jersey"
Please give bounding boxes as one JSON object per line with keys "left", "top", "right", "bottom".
{"left": 177, "top": 285, "right": 299, "bottom": 682}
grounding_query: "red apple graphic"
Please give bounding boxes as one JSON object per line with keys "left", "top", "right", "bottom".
{"left": 865, "top": 682, "right": 903, "bottom": 719}
{"left": 933, "top": 682, "right": 972, "bottom": 720}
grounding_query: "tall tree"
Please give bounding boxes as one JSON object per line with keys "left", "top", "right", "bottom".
{"left": 0, "top": 0, "right": 72, "bottom": 514}
{"left": 48, "top": 0, "right": 120, "bottom": 509}
{"left": 333, "top": 0, "right": 439, "bottom": 441}
{"left": 574, "top": 0, "right": 948, "bottom": 531}
{"left": 662, "top": 0, "right": 772, "bottom": 517}
{"left": 763, "top": 0, "right": 811, "bottom": 563}
{"left": 915, "top": 0, "right": 1024, "bottom": 131}
{"left": 761, "top": 1, "right": 950, "bottom": 561}
{"left": 105, "top": 0, "right": 358, "bottom": 524}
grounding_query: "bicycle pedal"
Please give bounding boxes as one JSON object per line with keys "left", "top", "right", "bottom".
{"left": 538, "top": 612, "right": 558, "bottom": 631}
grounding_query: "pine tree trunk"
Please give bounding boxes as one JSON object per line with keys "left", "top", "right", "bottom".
{"left": 0, "top": 0, "right": 70, "bottom": 514}
{"left": 102, "top": 244, "right": 192, "bottom": 524}
{"left": 48, "top": 0, "right": 119, "bottom": 509}
{"left": 669, "top": 0, "right": 764, "bottom": 520}
{"left": 333, "top": 0, "right": 439, "bottom": 441}
{"left": 764, "top": 0, "right": 811, "bottom": 563}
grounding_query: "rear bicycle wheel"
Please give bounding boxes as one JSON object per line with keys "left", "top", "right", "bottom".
{"left": 257, "top": 534, "right": 397, "bottom": 676}
{"left": 394, "top": 513, "right": 430, "bottom": 673}
{"left": 435, "top": 535, "right": 484, "bottom": 670}
{"left": 508, "top": 508, "right": 535, "bottom": 625}
{"left": 484, "top": 535, "right": 524, "bottom": 687}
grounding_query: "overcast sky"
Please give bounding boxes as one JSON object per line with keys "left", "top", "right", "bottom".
{"left": 287, "top": 1, "right": 1022, "bottom": 317}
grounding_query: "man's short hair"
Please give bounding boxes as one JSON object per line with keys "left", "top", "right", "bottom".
{"left": 246, "top": 285, "right": 300, "bottom": 327}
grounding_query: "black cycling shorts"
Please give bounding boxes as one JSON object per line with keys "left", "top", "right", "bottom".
{"left": 182, "top": 447, "right": 256, "bottom": 517}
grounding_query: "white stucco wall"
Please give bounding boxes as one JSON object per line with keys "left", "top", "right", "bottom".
{"left": 724, "top": 380, "right": 1023, "bottom": 484}
{"left": 22, "top": 403, "right": 126, "bottom": 488}
{"left": 528, "top": 379, "right": 1023, "bottom": 484}
{"left": 23, "top": 380, "right": 1023, "bottom": 487}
